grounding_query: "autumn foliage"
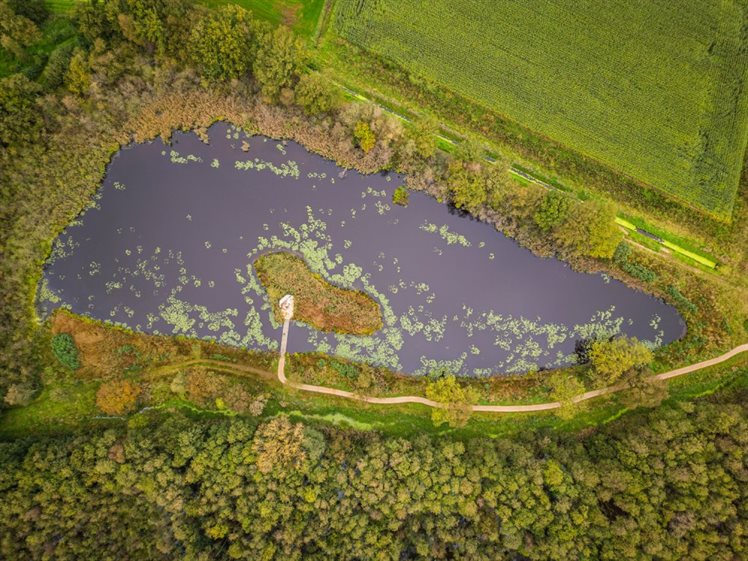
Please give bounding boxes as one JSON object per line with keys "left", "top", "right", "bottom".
{"left": 95, "top": 380, "right": 141, "bottom": 415}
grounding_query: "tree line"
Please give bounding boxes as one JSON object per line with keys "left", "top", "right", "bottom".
{"left": 0, "top": 386, "right": 746, "bottom": 560}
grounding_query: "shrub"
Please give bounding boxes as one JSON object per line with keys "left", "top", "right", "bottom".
{"left": 548, "top": 372, "right": 587, "bottom": 420}
{"left": 622, "top": 261, "right": 657, "bottom": 283}
{"left": 425, "top": 374, "right": 479, "bottom": 427}
{"left": 330, "top": 359, "right": 359, "bottom": 380}
{"left": 666, "top": 285, "right": 698, "bottom": 314}
{"left": 354, "top": 121, "right": 376, "bottom": 153}
{"left": 96, "top": 380, "right": 141, "bottom": 415}
{"left": 392, "top": 186, "right": 409, "bottom": 206}
{"left": 51, "top": 333, "right": 80, "bottom": 370}
{"left": 614, "top": 242, "right": 657, "bottom": 283}
{"left": 3, "top": 383, "right": 35, "bottom": 406}
{"left": 185, "top": 368, "right": 222, "bottom": 407}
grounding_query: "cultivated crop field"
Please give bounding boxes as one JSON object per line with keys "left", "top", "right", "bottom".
{"left": 333, "top": 0, "right": 748, "bottom": 219}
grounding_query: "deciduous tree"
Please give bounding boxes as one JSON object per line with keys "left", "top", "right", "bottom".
{"left": 189, "top": 5, "right": 258, "bottom": 82}
{"left": 0, "top": 74, "right": 44, "bottom": 149}
{"left": 353, "top": 120, "right": 376, "bottom": 153}
{"left": 0, "top": 0, "right": 39, "bottom": 58}
{"left": 294, "top": 72, "right": 339, "bottom": 115}
{"left": 534, "top": 189, "right": 572, "bottom": 232}
{"left": 425, "top": 374, "right": 479, "bottom": 427}
{"left": 253, "top": 25, "right": 304, "bottom": 101}
{"left": 95, "top": 379, "right": 141, "bottom": 415}
{"left": 588, "top": 336, "right": 653, "bottom": 387}
{"left": 554, "top": 199, "right": 622, "bottom": 259}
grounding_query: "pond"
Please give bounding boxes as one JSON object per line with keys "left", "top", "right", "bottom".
{"left": 38, "top": 122, "right": 684, "bottom": 376}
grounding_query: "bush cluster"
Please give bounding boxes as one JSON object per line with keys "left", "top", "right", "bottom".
{"left": 51, "top": 333, "right": 80, "bottom": 370}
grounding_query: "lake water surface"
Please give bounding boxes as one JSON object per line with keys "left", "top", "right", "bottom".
{"left": 39, "top": 123, "right": 684, "bottom": 375}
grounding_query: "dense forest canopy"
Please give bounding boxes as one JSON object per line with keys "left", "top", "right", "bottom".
{"left": 1, "top": 389, "right": 747, "bottom": 560}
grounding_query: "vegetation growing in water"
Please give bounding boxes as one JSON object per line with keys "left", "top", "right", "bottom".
{"left": 392, "top": 185, "right": 408, "bottom": 206}
{"left": 254, "top": 251, "right": 383, "bottom": 335}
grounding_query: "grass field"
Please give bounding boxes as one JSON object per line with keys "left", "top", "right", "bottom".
{"left": 46, "top": 0, "right": 326, "bottom": 38}
{"left": 333, "top": 0, "right": 748, "bottom": 219}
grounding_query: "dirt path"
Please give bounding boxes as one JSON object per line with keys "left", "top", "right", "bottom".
{"left": 148, "top": 340, "right": 748, "bottom": 414}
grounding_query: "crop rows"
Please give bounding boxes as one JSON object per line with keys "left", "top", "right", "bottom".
{"left": 333, "top": 0, "right": 748, "bottom": 218}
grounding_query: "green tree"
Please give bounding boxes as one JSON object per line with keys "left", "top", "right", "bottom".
{"left": 448, "top": 161, "right": 486, "bottom": 211}
{"left": 38, "top": 43, "right": 75, "bottom": 91}
{"left": 454, "top": 137, "right": 484, "bottom": 162}
{"left": 117, "top": 0, "right": 166, "bottom": 54}
{"left": 425, "top": 374, "right": 478, "bottom": 427}
{"left": 253, "top": 25, "right": 305, "bottom": 101}
{"left": 410, "top": 115, "right": 439, "bottom": 159}
{"left": 0, "top": 0, "right": 39, "bottom": 58}
{"left": 619, "top": 367, "right": 669, "bottom": 409}
{"left": 0, "top": 74, "right": 44, "bottom": 149}
{"left": 189, "top": 5, "right": 258, "bottom": 82}
{"left": 554, "top": 199, "right": 622, "bottom": 258}
{"left": 294, "top": 72, "right": 339, "bottom": 115}
{"left": 534, "top": 189, "right": 572, "bottom": 231}
{"left": 548, "top": 371, "right": 587, "bottom": 420}
{"left": 65, "top": 48, "right": 91, "bottom": 96}
{"left": 74, "top": 0, "right": 119, "bottom": 45}
{"left": 353, "top": 121, "right": 376, "bottom": 153}
{"left": 588, "top": 336, "right": 653, "bottom": 387}
{"left": 8, "top": 0, "right": 48, "bottom": 25}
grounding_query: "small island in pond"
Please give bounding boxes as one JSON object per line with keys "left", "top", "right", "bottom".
{"left": 254, "top": 252, "right": 383, "bottom": 336}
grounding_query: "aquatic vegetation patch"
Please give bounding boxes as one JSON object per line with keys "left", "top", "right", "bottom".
{"left": 420, "top": 221, "right": 471, "bottom": 247}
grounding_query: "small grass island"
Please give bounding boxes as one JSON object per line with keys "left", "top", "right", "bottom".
{"left": 254, "top": 252, "right": 383, "bottom": 335}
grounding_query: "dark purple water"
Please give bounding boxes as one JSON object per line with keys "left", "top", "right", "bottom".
{"left": 39, "top": 122, "right": 683, "bottom": 375}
